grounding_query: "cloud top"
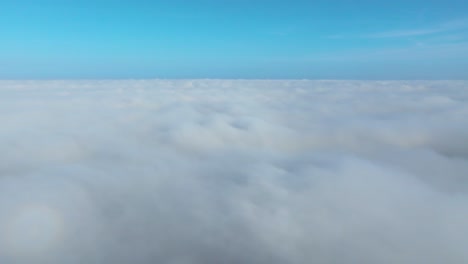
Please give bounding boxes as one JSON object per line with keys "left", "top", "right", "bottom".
{"left": 0, "top": 80, "right": 467, "bottom": 264}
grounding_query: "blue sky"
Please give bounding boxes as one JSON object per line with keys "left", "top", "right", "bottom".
{"left": 1, "top": 0, "right": 468, "bottom": 79}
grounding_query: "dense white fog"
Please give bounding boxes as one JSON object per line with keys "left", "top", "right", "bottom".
{"left": 0, "top": 80, "right": 467, "bottom": 264}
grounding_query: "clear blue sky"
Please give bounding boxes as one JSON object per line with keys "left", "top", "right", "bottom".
{"left": 1, "top": 0, "right": 468, "bottom": 79}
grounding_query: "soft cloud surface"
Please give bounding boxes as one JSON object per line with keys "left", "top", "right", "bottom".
{"left": 0, "top": 80, "right": 467, "bottom": 264}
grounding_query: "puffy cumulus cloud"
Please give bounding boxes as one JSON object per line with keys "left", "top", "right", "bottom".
{"left": 0, "top": 79, "right": 467, "bottom": 264}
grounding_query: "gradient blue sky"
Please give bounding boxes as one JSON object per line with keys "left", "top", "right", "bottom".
{"left": 1, "top": 0, "right": 468, "bottom": 79}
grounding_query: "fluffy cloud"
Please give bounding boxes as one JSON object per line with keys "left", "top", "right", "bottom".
{"left": 0, "top": 80, "right": 467, "bottom": 264}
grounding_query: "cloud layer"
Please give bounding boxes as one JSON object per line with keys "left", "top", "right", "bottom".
{"left": 0, "top": 80, "right": 467, "bottom": 264}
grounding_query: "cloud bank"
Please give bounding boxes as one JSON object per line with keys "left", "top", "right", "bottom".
{"left": 0, "top": 80, "right": 467, "bottom": 264}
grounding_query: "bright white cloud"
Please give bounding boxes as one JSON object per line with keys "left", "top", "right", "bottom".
{"left": 0, "top": 80, "right": 467, "bottom": 264}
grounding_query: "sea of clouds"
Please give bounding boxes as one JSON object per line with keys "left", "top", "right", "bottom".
{"left": 0, "top": 79, "right": 467, "bottom": 264}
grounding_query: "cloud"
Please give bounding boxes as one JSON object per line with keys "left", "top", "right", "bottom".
{"left": 0, "top": 79, "right": 467, "bottom": 263}
{"left": 326, "top": 18, "right": 468, "bottom": 40}
{"left": 366, "top": 19, "right": 468, "bottom": 38}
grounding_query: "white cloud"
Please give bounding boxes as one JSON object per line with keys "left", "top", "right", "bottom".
{"left": 366, "top": 18, "right": 468, "bottom": 38}
{"left": 0, "top": 80, "right": 467, "bottom": 263}
{"left": 326, "top": 19, "right": 468, "bottom": 41}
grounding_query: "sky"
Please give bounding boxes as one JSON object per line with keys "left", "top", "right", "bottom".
{"left": 1, "top": 0, "right": 468, "bottom": 79}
